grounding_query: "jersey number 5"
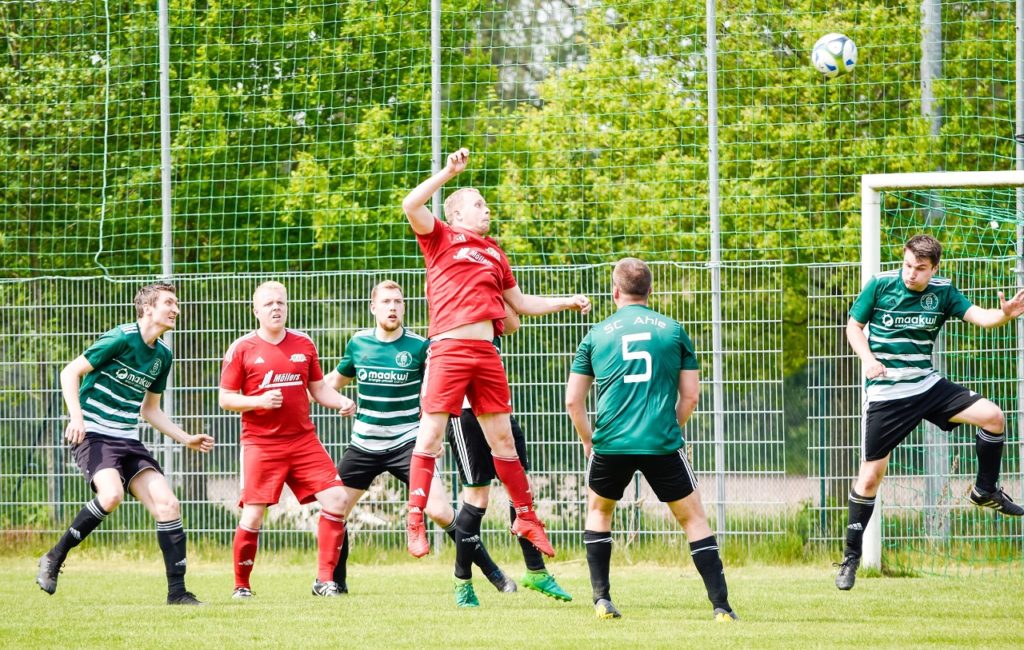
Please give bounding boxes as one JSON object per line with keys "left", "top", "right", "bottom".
{"left": 621, "top": 333, "right": 652, "bottom": 384}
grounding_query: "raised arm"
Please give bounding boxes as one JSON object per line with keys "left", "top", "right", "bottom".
{"left": 846, "top": 317, "right": 886, "bottom": 379}
{"left": 503, "top": 285, "right": 591, "bottom": 318}
{"left": 401, "top": 148, "right": 470, "bottom": 235}
{"left": 565, "top": 372, "right": 596, "bottom": 457}
{"left": 141, "top": 392, "right": 214, "bottom": 453}
{"left": 59, "top": 355, "right": 94, "bottom": 445}
{"left": 962, "top": 289, "right": 1024, "bottom": 329}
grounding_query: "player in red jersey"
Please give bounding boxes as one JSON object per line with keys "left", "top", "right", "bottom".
{"left": 219, "top": 281, "right": 357, "bottom": 598}
{"left": 402, "top": 148, "right": 590, "bottom": 605}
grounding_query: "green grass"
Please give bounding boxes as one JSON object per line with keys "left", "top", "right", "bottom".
{"left": 4, "top": 553, "right": 1022, "bottom": 649}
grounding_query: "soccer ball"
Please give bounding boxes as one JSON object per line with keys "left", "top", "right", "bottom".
{"left": 812, "top": 33, "right": 857, "bottom": 78}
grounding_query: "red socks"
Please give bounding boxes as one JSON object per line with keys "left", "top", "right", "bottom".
{"left": 493, "top": 455, "right": 537, "bottom": 520}
{"left": 233, "top": 525, "right": 259, "bottom": 589}
{"left": 317, "top": 511, "right": 347, "bottom": 582}
{"left": 408, "top": 451, "right": 436, "bottom": 515}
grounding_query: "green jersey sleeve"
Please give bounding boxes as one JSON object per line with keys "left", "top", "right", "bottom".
{"left": 570, "top": 331, "right": 595, "bottom": 376}
{"left": 83, "top": 327, "right": 127, "bottom": 370}
{"left": 849, "top": 276, "right": 879, "bottom": 324}
{"left": 678, "top": 325, "right": 699, "bottom": 371}
{"left": 336, "top": 341, "right": 358, "bottom": 378}
{"left": 947, "top": 285, "right": 973, "bottom": 320}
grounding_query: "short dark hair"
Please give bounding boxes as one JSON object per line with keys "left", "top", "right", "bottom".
{"left": 613, "top": 258, "right": 652, "bottom": 297}
{"left": 134, "top": 283, "right": 176, "bottom": 318}
{"left": 904, "top": 234, "right": 942, "bottom": 266}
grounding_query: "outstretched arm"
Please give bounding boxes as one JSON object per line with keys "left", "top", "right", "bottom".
{"left": 141, "top": 392, "right": 214, "bottom": 452}
{"left": 503, "top": 285, "right": 591, "bottom": 318}
{"left": 565, "top": 372, "right": 595, "bottom": 457}
{"left": 962, "top": 289, "right": 1024, "bottom": 329}
{"left": 401, "top": 148, "right": 470, "bottom": 235}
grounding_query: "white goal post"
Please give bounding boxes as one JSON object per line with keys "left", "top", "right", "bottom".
{"left": 859, "top": 170, "right": 1024, "bottom": 569}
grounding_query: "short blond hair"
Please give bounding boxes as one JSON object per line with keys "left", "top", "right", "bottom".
{"left": 443, "top": 187, "right": 481, "bottom": 221}
{"left": 253, "top": 281, "right": 287, "bottom": 306}
{"left": 371, "top": 280, "right": 404, "bottom": 301}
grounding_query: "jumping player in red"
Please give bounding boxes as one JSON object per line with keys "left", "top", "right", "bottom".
{"left": 219, "top": 281, "right": 357, "bottom": 598}
{"left": 402, "top": 148, "right": 590, "bottom": 602}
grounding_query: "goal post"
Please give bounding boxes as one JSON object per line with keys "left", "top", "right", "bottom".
{"left": 859, "top": 170, "right": 1024, "bottom": 570}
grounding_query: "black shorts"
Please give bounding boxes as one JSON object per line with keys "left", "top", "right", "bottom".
{"left": 864, "top": 377, "right": 985, "bottom": 461}
{"left": 586, "top": 448, "right": 697, "bottom": 503}
{"left": 447, "top": 409, "right": 529, "bottom": 487}
{"left": 337, "top": 440, "right": 415, "bottom": 491}
{"left": 72, "top": 433, "right": 163, "bottom": 491}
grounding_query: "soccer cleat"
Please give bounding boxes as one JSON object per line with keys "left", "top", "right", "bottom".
{"left": 36, "top": 554, "right": 62, "bottom": 595}
{"left": 487, "top": 569, "right": 517, "bottom": 593}
{"left": 167, "top": 591, "right": 204, "bottom": 606}
{"left": 594, "top": 598, "right": 622, "bottom": 619}
{"left": 231, "top": 587, "right": 253, "bottom": 599}
{"left": 510, "top": 516, "right": 555, "bottom": 558}
{"left": 453, "top": 577, "right": 480, "bottom": 608}
{"left": 713, "top": 607, "right": 738, "bottom": 622}
{"left": 311, "top": 579, "right": 341, "bottom": 597}
{"left": 406, "top": 511, "right": 429, "bottom": 558}
{"left": 833, "top": 555, "right": 859, "bottom": 591}
{"left": 969, "top": 486, "right": 1024, "bottom": 517}
{"left": 521, "top": 569, "right": 572, "bottom": 601}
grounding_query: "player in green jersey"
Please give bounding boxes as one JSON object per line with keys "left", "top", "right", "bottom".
{"left": 36, "top": 283, "right": 215, "bottom": 605}
{"left": 565, "top": 258, "right": 737, "bottom": 622}
{"left": 323, "top": 281, "right": 515, "bottom": 596}
{"left": 836, "top": 234, "right": 1024, "bottom": 590}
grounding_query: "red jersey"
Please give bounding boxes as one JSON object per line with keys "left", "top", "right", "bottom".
{"left": 220, "top": 329, "right": 324, "bottom": 444}
{"left": 416, "top": 218, "right": 517, "bottom": 338}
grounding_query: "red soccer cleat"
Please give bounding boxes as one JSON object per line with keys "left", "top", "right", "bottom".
{"left": 511, "top": 515, "right": 555, "bottom": 558}
{"left": 406, "top": 510, "right": 429, "bottom": 558}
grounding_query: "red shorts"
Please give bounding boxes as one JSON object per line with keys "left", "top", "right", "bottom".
{"left": 421, "top": 339, "right": 512, "bottom": 416}
{"left": 238, "top": 433, "right": 342, "bottom": 507}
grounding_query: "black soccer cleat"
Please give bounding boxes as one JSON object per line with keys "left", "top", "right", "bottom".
{"left": 167, "top": 590, "right": 204, "bottom": 606}
{"left": 486, "top": 569, "right": 517, "bottom": 593}
{"left": 833, "top": 555, "right": 859, "bottom": 591}
{"left": 969, "top": 486, "right": 1024, "bottom": 517}
{"left": 36, "top": 554, "right": 62, "bottom": 595}
{"left": 311, "top": 579, "right": 341, "bottom": 597}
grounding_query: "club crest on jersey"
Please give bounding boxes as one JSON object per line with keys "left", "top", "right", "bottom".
{"left": 150, "top": 358, "right": 162, "bottom": 375}
{"left": 920, "top": 292, "right": 938, "bottom": 310}
{"left": 290, "top": 353, "right": 307, "bottom": 363}
{"left": 395, "top": 351, "right": 413, "bottom": 368}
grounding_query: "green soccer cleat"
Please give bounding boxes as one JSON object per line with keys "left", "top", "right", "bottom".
{"left": 594, "top": 598, "right": 622, "bottom": 619}
{"left": 453, "top": 577, "right": 480, "bottom": 608}
{"left": 521, "top": 569, "right": 572, "bottom": 601}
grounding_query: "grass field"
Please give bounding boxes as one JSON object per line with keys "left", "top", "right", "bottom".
{"left": 2, "top": 552, "right": 1021, "bottom": 649}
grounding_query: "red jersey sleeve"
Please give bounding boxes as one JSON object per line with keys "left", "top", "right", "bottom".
{"left": 415, "top": 218, "right": 446, "bottom": 265}
{"left": 220, "top": 338, "right": 246, "bottom": 391}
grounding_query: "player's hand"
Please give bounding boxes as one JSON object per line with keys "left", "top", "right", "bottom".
{"left": 64, "top": 417, "right": 86, "bottom": 445}
{"left": 581, "top": 440, "right": 593, "bottom": 459}
{"left": 259, "top": 389, "right": 284, "bottom": 409}
{"left": 337, "top": 395, "right": 356, "bottom": 417}
{"left": 864, "top": 361, "right": 886, "bottom": 379}
{"left": 186, "top": 434, "right": 215, "bottom": 453}
{"left": 565, "top": 294, "right": 591, "bottom": 315}
{"left": 998, "top": 289, "right": 1024, "bottom": 320}
{"left": 446, "top": 148, "right": 470, "bottom": 176}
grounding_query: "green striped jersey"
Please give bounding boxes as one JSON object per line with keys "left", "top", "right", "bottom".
{"left": 336, "top": 328, "right": 428, "bottom": 453}
{"left": 79, "top": 323, "right": 173, "bottom": 440}
{"left": 571, "top": 304, "right": 699, "bottom": 455}
{"left": 849, "top": 271, "right": 972, "bottom": 402}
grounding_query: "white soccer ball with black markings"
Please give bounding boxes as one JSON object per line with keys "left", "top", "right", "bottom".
{"left": 812, "top": 33, "right": 857, "bottom": 78}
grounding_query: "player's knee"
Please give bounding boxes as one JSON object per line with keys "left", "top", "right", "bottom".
{"left": 154, "top": 494, "right": 180, "bottom": 521}
{"left": 96, "top": 488, "right": 124, "bottom": 512}
{"left": 985, "top": 409, "right": 1006, "bottom": 435}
